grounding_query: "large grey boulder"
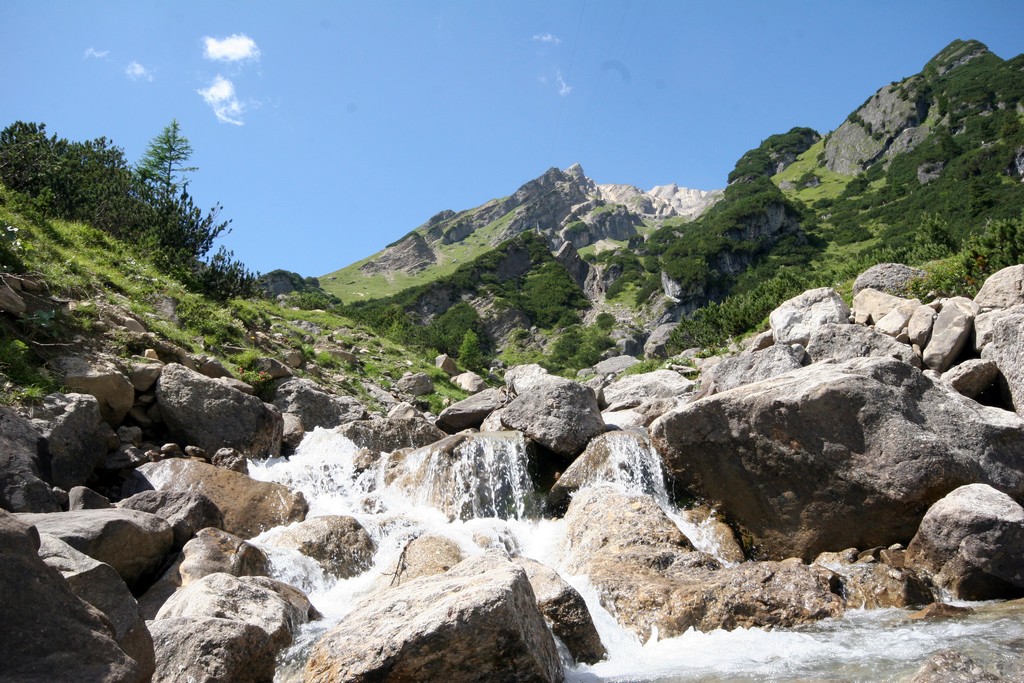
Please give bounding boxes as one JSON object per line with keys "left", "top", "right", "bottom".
{"left": 19, "top": 508, "right": 174, "bottom": 591}
{"left": 980, "top": 309, "right": 1024, "bottom": 415}
{"left": 852, "top": 288, "right": 909, "bottom": 325}
{"left": 304, "top": 553, "right": 564, "bottom": 683}
{"left": 922, "top": 297, "right": 979, "bottom": 372}
{"left": 643, "top": 322, "right": 678, "bottom": 358}
{"left": 49, "top": 355, "right": 134, "bottom": 426}
{"left": 117, "top": 489, "right": 224, "bottom": 551}
{"left": 974, "top": 264, "right": 1024, "bottom": 310}
{"left": 805, "top": 323, "right": 920, "bottom": 367}
{"left": 150, "top": 617, "right": 276, "bottom": 683}
{"left": 436, "top": 387, "right": 505, "bottom": 433}
{"left": 0, "top": 406, "right": 59, "bottom": 512}
{"left": 602, "top": 369, "right": 695, "bottom": 411}
{"left": 906, "top": 484, "right": 1024, "bottom": 600}
{"left": 514, "top": 557, "right": 606, "bottom": 665}
{"left": 157, "top": 363, "right": 283, "bottom": 457}
{"left": 696, "top": 345, "right": 803, "bottom": 397}
{"left": 268, "top": 515, "right": 375, "bottom": 579}
{"left": 0, "top": 510, "right": 146, "bottom": 683}
{"left": 499, "top": 376, "right": 604, "bottom": 458}
{"left": 396, "top": 372, "right": 434, "bottom": 396}
{"left": 38, "top": 533, "right": 155, "bottom": 679}
{"left": 561, "top": 488, "right": 843, "bottom": 639}
{"left": 156, "top": 572, "right": 318, "bottom": 653}
{"left": 650, "top": 356, "right": 1024, "bottom": 560}
{"left": 769, "top": 287, "right": 850, "bottom": 346}
{"left": 272, "top": 377, "right": 366, "bottom": 429}
{"left": 337, "top": 417, "right": 446, "bottom": 453}
{"left": 128, "top": 459, "right": 307, "bottom": 539}
{"left": 942, "top": 358, "right": 1000, "bottom": 400}
{"left": 853, "top": 262, "right": 926, "bottom": 296}
{"left": 29, "top": 393, "right": 108, "bottom": 491}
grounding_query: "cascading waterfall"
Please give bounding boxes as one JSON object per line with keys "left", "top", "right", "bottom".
{"left": 249, "top": 427, "right": 1024, "bottom": 682}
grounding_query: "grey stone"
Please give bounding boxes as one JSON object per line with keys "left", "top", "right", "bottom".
{"left": 770, "top": 287, "right": 850, "bottom": 346}
{"left": 974, "top": 264, "right": 1024, "bottom": 310}
{"left": 853, "top": 263, "right": 925, "bottom": 296}
{"left": 697, "top": 345, "right": 803, "bottom": 397}
{"left": 268, "top": 515, "right": 375, "bottom": 579}
{"left": 117, "top": 489, "right": 224, "bottom": 551}
{"left": 272, "top": 377, "right": 366, "bottom": 430}
{"left": 923, "top": 297, "right": 979, "bottom": 372}
{"left": 436, "top": 387, "right": 506, "bottom": 433}
{"left": 0, "top": 405, "right": 59, "bottom": 513}
{"left": 603, "top": 369, "right": 695, "bottom": 411}
{"left": 30, "top": 393, "right": 108, "bottom": 490}
{"left": 500, "top": 376, "right": 604, "bottom": 458}
{"left": 980, "top": 310, "right": 1024, "bottom": 415}
{"left": 942, "top": 359, "right": 1000, "bottom": 399}
{"left": 150, "top": 617, "right": 276, "bottom": 683}
{"left": 179, "top": 527, "right": 270, "bottom": 587}
{"left": 49, "top": 356, "right": 134, "bottom": 426}
{"left": 806, "top": 323, "right": 920, "bottom": 367}
{"left": 396, "top": 372, "right": 435, "bottom": 396}
{"left": 337, "top": 417, "right": 446, "bottom": 454}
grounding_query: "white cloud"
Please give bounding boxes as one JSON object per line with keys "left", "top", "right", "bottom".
{"left": 533, "top": 33, "right": 561, "bottom": 45}
{"left": 84, "top": 47, "right": 109, "bottom": 59}
{"left": 556, "top": 69, "right": 573, "bottom": 96}
{"left": 125, "top": 61, "right": 153, "bottom": 82}
{"left": 198, "top": 75, "right": 245, "bottom": 125}
{"left": 203, "top": 34, "right": 260, "bottom": 62}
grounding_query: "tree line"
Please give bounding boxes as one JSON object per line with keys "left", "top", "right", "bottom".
{"left": 0, "top": 120, "right": 258, "bottom": 300}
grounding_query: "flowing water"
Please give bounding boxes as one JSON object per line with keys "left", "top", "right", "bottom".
{"left": 249, "top": 428, "right": 1024, "bottom": 682}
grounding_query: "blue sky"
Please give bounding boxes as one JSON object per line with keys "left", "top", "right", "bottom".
{"left": 3, "top": 1, "right": 1023, "bottom": 279}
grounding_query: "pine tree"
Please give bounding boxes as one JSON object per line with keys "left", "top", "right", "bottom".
{"left": 137, "top": 119, "right": 197, "bottom": 198}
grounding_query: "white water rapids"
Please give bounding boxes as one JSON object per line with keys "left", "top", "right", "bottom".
{"left": 248, "top": 428, "right": 1024, "bottom": 682}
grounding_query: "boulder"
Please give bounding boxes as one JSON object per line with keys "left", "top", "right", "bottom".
{"left": 304, "top": 553, "right": 564, "bottom": 683}
{"left": 29, "top": 393, "right": 108, "bottom": 490}
{"left": 592, "top": 355, "right": 640, "bottom": 377}
{"left": 980, "top": 309, "right": 1024, "bottom": 415}
{"left": 155, "top": 572, "right": 318, "bottom": 652}
{"left": 805, "top": 323, "right": 920, "bottom": 367}
{"left": 436, "top": 388, "right": 505, "bottom": 433}
{"left": 852, "top": 288, "right": 908, "bottom": 325}
{"left": 547, "top": 431, "right": 667, "bottom": 515}
{"left": 696, "top": 345, "right": 803, "bottom": 397}
{"left": 435, "top": 353, "right": 459, "bottom": 375}
{"left": 922, "top": 297, "right": 978, "bottom": 372}
{"left": 504, "top": 363, "right": 553, "bottom": 394}
{"left": 268, "top": 515, "right": 375, "bottom": 579}
{"left": 396, "top": 372, "right": 434, "bottom": 396}
{"left": 387, "top": 401, "right": 422, "bottom": 419}
{"left": 49, "top": 355, "right": 134, "bottom": 426}
{"left": 271, "top": 377, "right": 366, "bottom": 429}
{"left": 499, "top": 376, "right": 604, "bottom": 458}
{"left": 0, "top": 405, "right": 59, "bottom": 512}
{"left": 129, "top": 358, "right": 163, "bottom": 392}
{"left": 907, "top": 304, "right": 938, "bottom": 349}
{"left": 117, "top": 489, "right": 224, "bottom": 551}
{"left": 281, "top": 412, "right": 305, "bottom": 455}
{"left": 853, "top": 263, "right": 926, "bottom": 296}
{"left": 602, "top": 369, "right": 695, "bottom": 411}
{"left": 149, "top": 617, "right": 276, "bottom": 683}
{"left": 38, "top": 533, "right": 155, "bottom": 679}
{"left": 811, "top": 548, "right": 932, "bottom": 609}
{"left": 770, "top": 287, "right": 850, "bottom": 346}
{"left": 906, "top": 484, "right": 1024, "bottom": 600}
{"left": 18, "top": 508, "right": 174, "bottom": 591}
{"left": 157, "top": 363, "right": 283, "bottom": 457}
{"left": 211, "top": 447, "right": 249, "bottom": 474}
{"left": 874, "top": 297, "right": 923, "bottom": 338}
{"left": 906, "top": 649, "right": 1000, "bottom": 683}
{"left": 974, "top": 264, "right": 1024, "bottom": 310}
{"left": 942, "top": 358, "right": 1000, "bottom": 399}
{"left": 128, "top": 459, "right": 307, "bottom": 539}
{"left": 386, "top": 533, "right": 465, "bottom": 586}
{"left": 67, "top": 486, "right": 111, "bottom": 510}
{"left": 337, "top": 417, "right": 446, "bottom": 454}
{"left": 561, "top": 488, "right": 843, "bottom": 638}
{"left": 178, "top": 527, "right": 270, "bottom": 586}
{"left": 650, "top": 356, "right": 1024, "bottom": 560}
{"left": 451, "top": 370, "right": 488, "bottom": 393}
{"left": 643, "top": 322, "right": 678, "bottom": 358}
{"left": 514, "top": 557, "right": 606, "bottom": 665}
{"left": 0, "top": 510, "right": 146, "bottom": 682}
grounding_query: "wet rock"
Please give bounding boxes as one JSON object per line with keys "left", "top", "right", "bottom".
{"left": 769, "top": 287, "right": 850, "bottom": 346}
{"left": 179, "top": 527, "right": 270, "bottom": 586}
{"left": 386, "top": 533, "right": 465, "bottom": 586}
{"left": 272, "top": 377, "right": 366, "bottom": 429}
{"left": 337, "top": 417, "right": 446, "bottom": 453}
{"left": 128, "top": 459, "right": 307, "bottom": 539}
{"left": 906, "top": 484, "right": 1024, "bottom": 600}
{"left": 18, "top": 508, "right": 173, "bottom": 591}
{"left": 906, "top": 649, "right": 1000, "bottom": 683}
{"left": 38, "top": 533, "right": 155, "bottom": 679}
{"left": 515, "top": 557, "right": 606, "bottom": 665}
{"left": 150, "top": 617, "right": 276, "bottom": 683}
{"left": 812, "top": 549, "right": 932, "bottom": 609}
{"left": 268, "top": 515, "right": 375, "bottom": 579}
{"left": 650, "top": 356, "right": 1024, "bottom": 560}
{"left": 156, "top": 572, "right": 318, "bottom": 652}
{"left": 305, "top": 553, "right": 564, "bottom": 683}
{"left": 211, "top": 446, "right": 249, "bottom": 474}
{"left": 0, "top": 510, "right": 146, "bottom": 682}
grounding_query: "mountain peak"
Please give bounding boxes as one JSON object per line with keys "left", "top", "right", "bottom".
{"left": 925, "top": 39, "right": 991, "bottom": 76}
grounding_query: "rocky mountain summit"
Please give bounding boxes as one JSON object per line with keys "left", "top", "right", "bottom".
{"left": 3, "top": 261, "right": 1024, "bottom": 681}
